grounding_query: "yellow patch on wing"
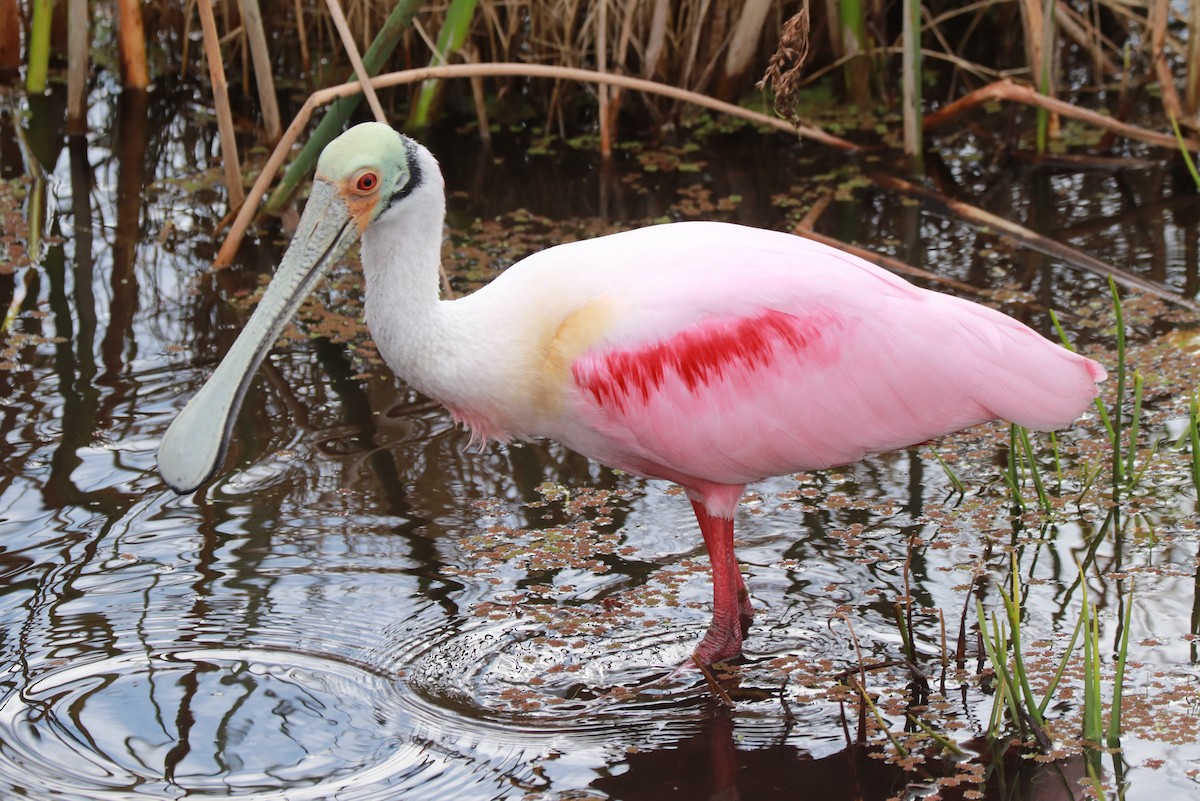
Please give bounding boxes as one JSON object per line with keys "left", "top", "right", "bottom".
{"left": 533, "top": 298, "right": 615, "bottom": 417}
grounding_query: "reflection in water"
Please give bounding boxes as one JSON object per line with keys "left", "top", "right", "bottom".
{"left": 100, "top": 88, "right": 149, "bottom": 384}
{"left": 594, "top": 710, "right": 904, "bottom": 800}
{"left": 0, "top": 82, "right": 1198, "bottom": 800}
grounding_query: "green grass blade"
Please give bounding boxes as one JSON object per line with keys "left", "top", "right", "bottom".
{"left": 1108, "top": 584, "right": 1134, "bottom": 748}
{"left": 1190, "top": 392, "right": 1200, "bottom": 504}
{"left": 1170, "top": 114, "right": 1200, "bottom": 189}
{"left": 411, "top": 0, "right": 480, "bottom": 127}
{"left": 1037, "top": 611, "right": 1086, "bottom": 718}
{"left": 1110, "top": 277, "right": 1126, "bottom": 495}
{"left": 1018, "top": 426, "right": 1052, "bottom": 516}
{"left": 1124, "top": 372, "right": 1143, "bottom": 482}
{"left": 929, "top": 447, "right": 966, "bottom": 496}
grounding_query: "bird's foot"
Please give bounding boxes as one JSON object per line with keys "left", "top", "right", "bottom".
{"left": 692, "top": 655, "right": 734, "bottom": 707}
{"left": 691, "top": 620, "right": 744, "bottom": 669}
{"left": 688, "top": 625, "right": 744, "bottom": 708}
{"left": 737, "top": 587, "right": 754, "bottom": 639}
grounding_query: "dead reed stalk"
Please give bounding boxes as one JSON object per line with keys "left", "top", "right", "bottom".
{"left": 242, "top": 0, "right": 282, "bottom": 140}
{"left": 923, "top": 78, "right": 1200, "bottom": 152}
{"left": 197, "top": 0, "right": 244, "bottom": 207}
{"left": 213, "top": 61, "right": 858, "bottom": 268}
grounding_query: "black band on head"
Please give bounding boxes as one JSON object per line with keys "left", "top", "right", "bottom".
{"left": 378, "top": 137, "right": 423, "bottom": 218}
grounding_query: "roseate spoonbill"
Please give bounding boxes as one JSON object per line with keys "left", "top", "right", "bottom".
{"left": 158, "top": 122, "right": 1106, "bottom": 667}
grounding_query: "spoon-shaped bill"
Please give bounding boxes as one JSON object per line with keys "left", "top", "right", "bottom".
{"left": 157, "top": 181, "right": 361, "bottom": 494}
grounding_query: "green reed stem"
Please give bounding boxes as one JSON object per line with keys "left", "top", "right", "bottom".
{"left": 1006, "top": 424, "right": 1025, "bottom": 512}
{"left": 907, "top": 714, "right": 966, "bottom": 755}
{"left": 1129, "top": 436, "right": 1160, "bottom": 491}
{"left": 987, "top": 669, "right": 1008, "bottom": 736}
{"left": 1036, "top": 611, "right": 1086, "bottom": 718}
{"left": 999, "top": 568, "right": 1044, "bottom": 729}
{"left": 26, "top": 0, "right": 52, "bottom": 93}
{"left": 1171, "top": 114, "right": 1200, "bottom": 189}
{"left": 893, "top": 601, "right": 915, "bottom": 664}
{"left": 1018, "top": 426, "right": 1052, "bottom": 516}
{"left": 1050, "top": 431, "right": 1063, "bottom": 494}
{"left": 1078, "top": 463, "right": 1104, "bottom": 506}
{"left": 1110, "top": 277, "right": 1127, "bottom": 498}
{"left": 264, "top": 0, "right": 421, "bottom": 215}
{"left": 411, "top": 0, "right": 480, "bottom": 127}
{"left": 1034, "top": 0, "right": 1056, "bottom": 154}
{"left": 929, "top": 447, "right": 966, "bottom": 496}
{"left": 977, "top": 600, "right": 1028, "bottom": 739}
{"left": 1108, "top": 584, "right": 1133, "bottom": 748}
{"left": 1084, "top": 604, "right": 1103, "bottom": 744}
{"left": 1079, "top": 569, "right": 1104, "bottom": 746}
{"left": 1124, "top": 372, "right": 1143, "bottom": 482}
{"left": 901, "top": 0, "right": 923, "bottom": 171}
{"left": 1190, "top": 392, "right": 1200, "bottom": 505}
{"left": 853, "top": 681, "right": 909, "bottom": 758}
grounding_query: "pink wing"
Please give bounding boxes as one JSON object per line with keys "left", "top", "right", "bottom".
{"left": 559, "top": 223, "right": 1104, "bottom": 488}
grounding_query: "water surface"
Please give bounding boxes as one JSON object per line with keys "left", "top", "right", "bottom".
{"left": 2, "top": 85, "right": 1199, "bottom": 799}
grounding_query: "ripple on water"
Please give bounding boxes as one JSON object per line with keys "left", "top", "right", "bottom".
{"left": 0, "top": 614, "right": 722, "bottom": 800}
{"left": 0, "top": 648, "right": 422, "bottom": 800}
{"left": 399, "top": 613, "right": 718, "bottom": 733}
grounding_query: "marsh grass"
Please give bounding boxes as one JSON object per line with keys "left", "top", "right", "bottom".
{"left": 79, "top": 0, "right": 1200, "bottom": 142}
{"left": 928, "top": 446, "right": 966, "bottom": 500}
{"left": 975, "top": 565, "right": 1070, "bottom": 748}
{"left": 954, "top": 280, "right": 1168, "bottom": 787}
{"left": 1079, "top": 578, "right": 1134, "bottom": 799}
{"left": 863, "top": 422, "right": 1163, "bottom": 789}
{"left": 1190, "top": 393, "right": 1200, "bottom": 504}
{"left": 1110, "top": 278, "right": 1130, "bottom": 498}
{"left": 1171, "top": 115, "right": 1200, "bottom": 188}
{"left": 973, "top": 562, "right": 1133, "bottom": 774}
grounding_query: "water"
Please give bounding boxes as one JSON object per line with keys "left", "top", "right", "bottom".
{"left": 2, "top": 83, "right": 1200, "bottom": 799}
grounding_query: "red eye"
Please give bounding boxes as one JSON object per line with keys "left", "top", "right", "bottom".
{"left": 356, "top": 171, "right": 378, "bottom": 192}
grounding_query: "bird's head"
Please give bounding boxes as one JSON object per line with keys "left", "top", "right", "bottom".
{"left": 312, "top": 122, "right": 426, "bottom": 236}
{"left": 156, "top": 123, "right": 432, "bottom": 494}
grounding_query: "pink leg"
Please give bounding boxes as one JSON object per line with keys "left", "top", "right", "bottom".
{"left": 735, "top": 569, "right": 754, "bottom": 638}
{"left": 689, "top": 496, "right": 751, "bottom": 666}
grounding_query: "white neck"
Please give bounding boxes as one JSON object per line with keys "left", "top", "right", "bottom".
{"left": 361, "top": 142, "right": 520, "bottom": 423}
{"left": 360, "top": 156, "right": 449, "bottom": 376}
{"left": 358, "top": 142, "right": 548, "bottom": 445}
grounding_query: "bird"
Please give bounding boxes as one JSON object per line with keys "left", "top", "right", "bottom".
{"left": 158, "top": 122, "right": 1106, "bottom": 669}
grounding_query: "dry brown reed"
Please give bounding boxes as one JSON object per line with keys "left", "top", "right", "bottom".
{"left": 237, "top": 1, "right": 1195, "bottom": 138}
{"left": 96, "top": 0, "right": 1199, "bottom": 141}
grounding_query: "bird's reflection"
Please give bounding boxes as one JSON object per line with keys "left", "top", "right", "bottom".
{"left": 591, "top": 706, "right": 1095, "bottom": 801}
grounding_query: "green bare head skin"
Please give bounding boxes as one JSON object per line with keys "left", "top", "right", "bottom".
{"left": 316, "top": 123, "right": 421, "bottom": 233}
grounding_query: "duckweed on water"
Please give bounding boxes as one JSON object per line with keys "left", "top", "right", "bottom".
{"left": 185, "top": 150, "right": 1200, "bottom": 793}
{"left": 430, "top": 269, "right": 1200, "bottom": 789}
